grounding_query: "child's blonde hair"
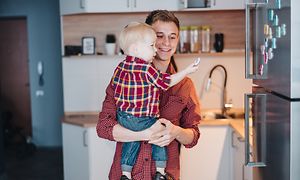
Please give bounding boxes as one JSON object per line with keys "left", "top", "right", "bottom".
{"left": 119, "top": 22, "right": 156, "bottom": 54}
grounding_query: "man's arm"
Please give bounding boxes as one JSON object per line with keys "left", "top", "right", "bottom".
{"left": 148, "top": 118, "right": 195, "bottom": 147}
{"left": 96, "top": 83, "right": 164, "bottom": 142}
{"left": 149, "top": 79, "right": 201, "bottom": 147}
{"left": 113, "top": 120, "right": 165, "bottom": 142}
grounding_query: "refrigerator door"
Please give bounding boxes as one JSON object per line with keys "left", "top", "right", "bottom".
{"left": 246, "top": 0, "right": 300, "bottom": 99}
{"left": 245, "top": 88, "right": 300, "bottom": 180}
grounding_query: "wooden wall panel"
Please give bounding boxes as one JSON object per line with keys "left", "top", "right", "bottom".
{"left": 62, "top": 10, "right": 245, "bottom": 54}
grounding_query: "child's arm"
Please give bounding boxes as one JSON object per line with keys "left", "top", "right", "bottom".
{"left": 169, "top": 58, "right": 200, "bottom": 87}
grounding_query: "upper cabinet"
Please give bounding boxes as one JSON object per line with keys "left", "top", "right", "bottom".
{"left": 60, "top": 0, "right": 180, "bottom": 15}
{"left": 210, "top": 0, "right": 245, "bottom": 10}
{"left": 132, "top": 0, "right": 180, "bottom": 12}
{"left": 60, "top": 0, "right": 245, "bottom": 15}
{"left": 179, "top": 0, "right": 245, "bottom": 10}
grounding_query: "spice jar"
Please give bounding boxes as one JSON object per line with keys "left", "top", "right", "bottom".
{"left": 179, "top": 26, "right": 190, "bottom": 53}
{"left": 201, "top": 25, "right": 211, "bottom": 53}
{"left": 190, "top": 26, "right": 200, "bottom": 53}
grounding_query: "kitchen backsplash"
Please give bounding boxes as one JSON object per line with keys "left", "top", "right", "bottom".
{"left": 62, "top": 10, "right": 245, "bottom": 55}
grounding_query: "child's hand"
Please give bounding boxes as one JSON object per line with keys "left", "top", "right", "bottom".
{"left": 185, "top": 58, "right": 200, "bottom": 74}
{"left": 194, "top": 57, "right": 201, "bottom": 66}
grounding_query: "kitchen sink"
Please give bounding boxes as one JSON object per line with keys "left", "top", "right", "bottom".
{"left": 201, "top": 109, "right": 245, "bottom": 120}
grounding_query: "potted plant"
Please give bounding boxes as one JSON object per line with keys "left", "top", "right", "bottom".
{"left": 105, "top": 34, "right": 116, "bottom": 55}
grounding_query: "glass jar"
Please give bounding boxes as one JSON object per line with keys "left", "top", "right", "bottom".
{"left": 201, "top": 25, "right": 211, "bottom": 53}
{"left": 190, "top": 26, "right": 200, "bottom": 53}
{"left": 179, "top": 26, "right": 190, "bottom": 53}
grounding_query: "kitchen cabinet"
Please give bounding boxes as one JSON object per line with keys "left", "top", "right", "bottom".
{"left": 131, "top": 0, "right": 179, "bottom": 12}
{"left": 231, "top": 130, "right": 253, "bottom": 180}
{"left": 180, "top": 125, "right": 233, "bottom": 180}
{"left": 179, "top": 0, "right": 245, "bottom": 10}
{"left": 210, "top": 0, "right": 245, "bottom": 10}
{"left": 60, "top": 0, "right": 180, "bottom": 15}
{"left": 62, "top": 122, "right": 115, "bottom": 180}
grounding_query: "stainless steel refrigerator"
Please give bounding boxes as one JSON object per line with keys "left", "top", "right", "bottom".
{"left": 244, "top": 0, "right": 300, "bottom": 179}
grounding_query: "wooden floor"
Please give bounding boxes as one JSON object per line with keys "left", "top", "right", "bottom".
{"left": 4, "top": 146, "right": 63, "bottom": 180}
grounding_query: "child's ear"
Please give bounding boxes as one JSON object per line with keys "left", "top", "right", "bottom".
{"left": 128, "top": 43, "right": 139, "bottom": 55}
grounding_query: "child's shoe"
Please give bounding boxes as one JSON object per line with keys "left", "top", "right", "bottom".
{"left": 120, "top": 175, "right": 131, "bottom": 180}
{"left": 153, "top": 171, "right": 166, "bottom": 180}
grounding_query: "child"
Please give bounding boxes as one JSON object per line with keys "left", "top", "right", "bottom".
{"left": 111, "top": 22, "right": 199, "bottom": 180}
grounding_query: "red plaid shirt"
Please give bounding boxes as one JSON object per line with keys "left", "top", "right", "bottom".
{"left": 97, "top": 64, "right": 201, "bottom": 180}
{"left": 111, "top": 56, "right": 171, "bottom": 117}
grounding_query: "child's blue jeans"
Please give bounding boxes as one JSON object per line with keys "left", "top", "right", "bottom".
{"left": 117, "top": 110, "right": 167, "bottom": 172}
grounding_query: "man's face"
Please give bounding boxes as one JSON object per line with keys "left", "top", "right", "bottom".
{"left": 151, "top": 21, "right": 179, "bottom": 62}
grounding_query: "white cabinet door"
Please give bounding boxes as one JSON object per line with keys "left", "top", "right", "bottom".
{"left": 211, "top": 0, "right": 245, "bottom": 10}
{"left": 179, "top": 0, "right": 245, "bottom": 10}
{"left": 232, "top": 131, "right": 244, "bottom": 180}
{"left": 88, "top": 127, "right": 115, "bottom": 180}
{"left": 60, "top": 0, "right": 180, "bottom": 15}
{"left": 180, "top": 126, "right": 233, "bottom": 180}
{"left": 60, "top": 0, "right": 86, "bottom": 15}
{"left": 62, "top": 123, "right": 116, "bottom": 180}
{"left": 231, "top": 131, "right": 253, "bottom": 180}
{"left": 86, "top": 0, "right": 131, "bottom": 13}
{"left": 60, "top": 0, "right": 131, "bottom": 15}
{"left": 62, "top": 123, "right": 90, "bottom": 180}
{"left": 133, "top": 0, "right": 179, "bottom": 12}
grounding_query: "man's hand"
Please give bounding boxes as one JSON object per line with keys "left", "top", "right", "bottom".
{"left": 148, "top": 118, "right": 181, "bottom": 147}
{"left": 143, "top": 120, "right": 166, "bottom": 141}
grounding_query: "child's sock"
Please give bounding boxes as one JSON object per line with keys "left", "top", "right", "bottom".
{"left": 156, "top": 167, "right": 165, "bottom": 175}
{"left": 122, "top": 171, "right": 131, "bottom": 179}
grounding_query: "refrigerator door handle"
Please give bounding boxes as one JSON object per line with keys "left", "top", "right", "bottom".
{"left": 245, "top": 0, "right": 268, "bottom": 79}
{"left": 245, "top": 93, "right": 267, "bottom": 167}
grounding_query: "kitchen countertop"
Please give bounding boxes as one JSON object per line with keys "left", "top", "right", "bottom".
{"left": 62, "top": 112, "right": 99, "bottom": 128}
{"left": 62, "top": 112, "right": 247, "bottom": 139}
{"left": 200, "top": 119, "right": 246, "bottom": 139}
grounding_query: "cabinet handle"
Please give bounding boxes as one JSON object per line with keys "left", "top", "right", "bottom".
{"left": 231, "top": 131, "right": 237, "bottom": 148}
{"left": 83, "top": 130, "right": 88, "bottom": 147}
{"left": 237, "top": 136, "right": 245, "bottom": 142}
{"left": 232, "top": 131, "right": 245, "bottom": 148}
{"left": 80, "top": 0, "right": 85, "bottom": 9}
{"left": 127, "top": 0, "right": 130, "bottom": 8}
{"left": 134, "top": 0, "right": 137, "bottom": 8}
{"left": 179, "top": 0, "right": 187, "bottom": 8}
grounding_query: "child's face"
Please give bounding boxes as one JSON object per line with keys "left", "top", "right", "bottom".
{"left": 135, "top": 36, "right": 157, "bottom": 62}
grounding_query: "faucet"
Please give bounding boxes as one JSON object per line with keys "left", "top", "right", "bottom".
{"left": 206, "top": 64, "right": 231, "bottom": 117}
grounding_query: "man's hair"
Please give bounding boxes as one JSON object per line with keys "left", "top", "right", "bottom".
{"left": 119, "top": 22, "right": 156, "bottom": 53}
{"left": 145, "top": 10, "right": 180, "bottom": 30}
{"left": 145, "top": 10, "right": 179, "bottom": 72}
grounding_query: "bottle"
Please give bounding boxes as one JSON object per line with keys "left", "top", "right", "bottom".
{"left": 190, "top": 26, "right": 200, "bottom": 53}
{"left": 201, "top": 25, "right": 211, "bottom": 53}
{"left": 179, "top": 26, "right": 190, "bottom": 53}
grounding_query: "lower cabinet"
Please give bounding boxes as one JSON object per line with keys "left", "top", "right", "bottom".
{"left": 232, "top": 131, "right": 253, "bottom": 180}
{"left": 62, "top": 123, "right": 115, "bottom": 180}
{"left": 180, "top": 125, "right": 253, "bottom": 180}
{"left": 62, "top": 122, "right": 253, "bottom": 180}
{"left": 180, "top": 126, "right": 233, "bottom": 180}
